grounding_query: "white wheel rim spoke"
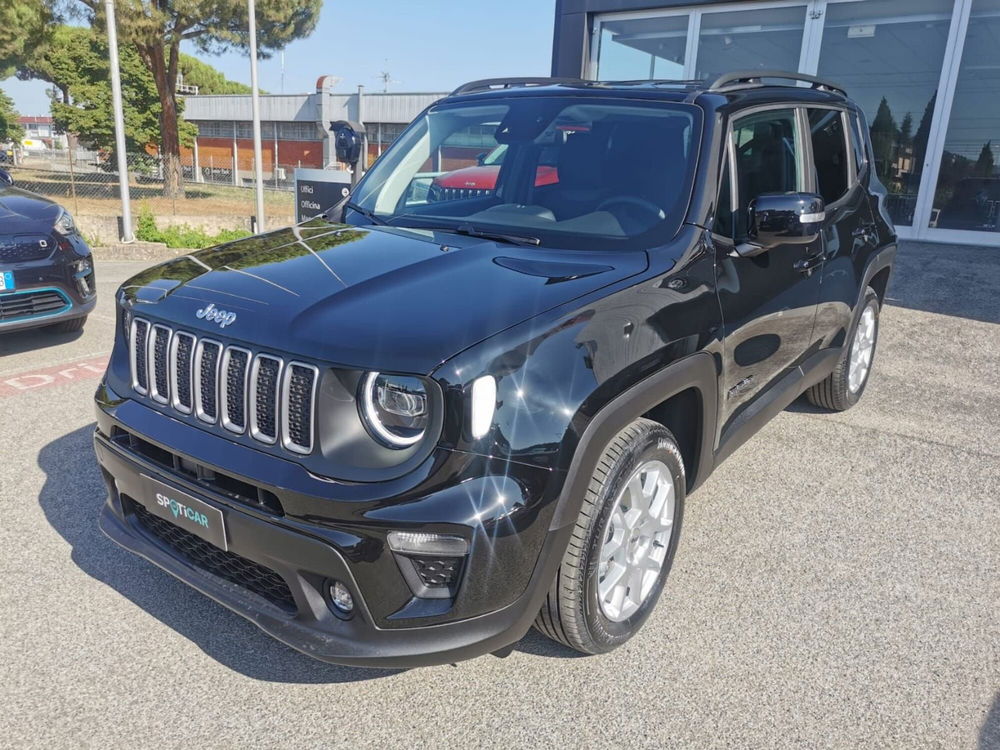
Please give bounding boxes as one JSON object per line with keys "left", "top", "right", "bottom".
{"left": 848, "top": 304, "right": 877, "bottom": 394}
{"left": 597, "top": 459, "right": 677, "bottom": 622}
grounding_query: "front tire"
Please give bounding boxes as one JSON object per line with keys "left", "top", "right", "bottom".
{"left": 534, "top": 418, "right": 685, "bottom": 655}
{"left": 806, "top": 286, "right": 880, "bottom": 411}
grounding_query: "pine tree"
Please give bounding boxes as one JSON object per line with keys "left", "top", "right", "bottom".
{"left": 974, "top": 141, "right": 995, "bottom": 178}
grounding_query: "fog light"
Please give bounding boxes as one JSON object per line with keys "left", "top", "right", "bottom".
{"left": 329, "top": 580, "right": 354, "bottom": 614}
{"left": 387, "top": 531, "right": 469, "bottom": 556}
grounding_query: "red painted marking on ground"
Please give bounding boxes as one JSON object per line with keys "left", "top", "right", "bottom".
{"left": 0, "top": 355, "right": 109, "bottom": 398}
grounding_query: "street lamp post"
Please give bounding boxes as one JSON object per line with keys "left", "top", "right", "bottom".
{"left": 247, "top": 0, "right": 266, "bottom": 233}
{"left": 104, "top": 0, "right": 133, "bottom": 242}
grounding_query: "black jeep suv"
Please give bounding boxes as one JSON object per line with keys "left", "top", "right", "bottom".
{"left": 94, "top": 72, "right": 895, "bottom": 667}
{"left": 0, "top": 168, "right": 96, "bottom": 334}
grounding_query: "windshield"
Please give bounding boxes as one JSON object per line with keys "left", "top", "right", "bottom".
{"left": 349, "top": 96, "right": 701, "bottom": 250}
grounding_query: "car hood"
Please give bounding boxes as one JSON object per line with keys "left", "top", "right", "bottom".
{"left": 0, "top": 186, "right": 61, "bottom": 234}
{"left": 432, "top": 165, "right": 501, "bottom": 188}
{"left": 121, "top": 219, "right": 648, "bottom": 374}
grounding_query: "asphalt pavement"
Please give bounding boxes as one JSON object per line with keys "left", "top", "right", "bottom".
{"left": 1, "top": 246, "right": 998, "bottom": 748}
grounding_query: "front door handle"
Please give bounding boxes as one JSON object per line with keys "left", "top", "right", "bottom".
{"left": 793, "top": 252, "right": 824, "bottom": 274}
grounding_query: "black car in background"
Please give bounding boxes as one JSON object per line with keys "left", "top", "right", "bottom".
{"left": 94, "top": 72, "right": 895, "bottom": 667}
{"left": 0, "top": 168, "right": 96, "bottom": 334}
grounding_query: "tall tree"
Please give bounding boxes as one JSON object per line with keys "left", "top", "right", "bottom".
{"left": 974, "top": 141, "right": 995, "bottom": 179}
{"left": 67, "top": 0, "right": 321, "bottom": 198}
{"left": 0, "top": 1, "right": 52, "bottom": 78}
{"left": 0, "top": 88, "right": 24, "bottom": 143}
{"left": 899, "top": 112, "right": 913, "bottom": 147}
{"left": 912, "top": 91, "right": 937, "bottom": 178}
{"left": 179, "top": 54, "right": 257, "bottom": 95}
{"left": 869, "top": 97, "right": 898, "bottom": 184}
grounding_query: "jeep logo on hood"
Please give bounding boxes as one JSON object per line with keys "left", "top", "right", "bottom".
{"left": 196, "top": 302, "right": 237, "bottom": 329}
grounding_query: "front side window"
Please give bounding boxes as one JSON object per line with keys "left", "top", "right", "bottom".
{"left": 350, "top": 96, "right": 701, "bottom": 250}
{"left": 808, "top": 109, "right": 851, "bottom": 204}
{"left": 731, "top": 108, "right": 803, "bottom": 237}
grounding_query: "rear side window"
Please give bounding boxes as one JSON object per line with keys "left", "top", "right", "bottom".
{"left": 808, "top": 109, "right": 850, "bottom": 204}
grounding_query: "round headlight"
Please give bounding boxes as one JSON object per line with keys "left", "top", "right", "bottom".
{"left": 360, "top": 372, "right": 429, "bottom": 448}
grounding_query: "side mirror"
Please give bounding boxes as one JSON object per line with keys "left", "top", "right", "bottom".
{"left": 0, "top": 168, "right": 13, "bottom": 186}
{"left": 741, "top": 192, "right": 824, "bottom": 256}
{"left": 476, "top": 152, "right": 487, "bottom": 166}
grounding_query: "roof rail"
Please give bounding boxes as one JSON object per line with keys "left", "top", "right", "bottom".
{"left": 450, "top": 77, "right": 584, "bottom": 96}
{"left": 708, "top": 70, "right": 846, "bottom": 97}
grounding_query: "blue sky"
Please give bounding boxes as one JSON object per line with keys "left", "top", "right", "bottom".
{"left": 4, "top": 0, "right": 556, "bottom": 115}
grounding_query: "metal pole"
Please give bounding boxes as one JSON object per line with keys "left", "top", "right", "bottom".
{"left": 104, "top": 0, "right": 133, "bottom": 241}
{"left": 247, "top": 0, "right": 266, "bottom": 232}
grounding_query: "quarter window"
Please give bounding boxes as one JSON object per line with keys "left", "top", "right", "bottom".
{"left": 731, "top": 108, "right": 803, "bottom": 237}
{"left": 808, "top": 109, "right": 850, "bottom": 204}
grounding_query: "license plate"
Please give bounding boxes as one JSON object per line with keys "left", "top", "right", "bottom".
{"left": 0, "top": 271, "right": 14, "bottom": 292}
{"left": 139, "top": 475, "right": 228, "bottom": 550}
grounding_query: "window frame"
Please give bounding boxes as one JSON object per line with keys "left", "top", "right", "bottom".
{"left": 803, "top": 104, "right": 858, "bottom": 208}
{"left": 720, "top": 103, "right": 812, "bottom": 241}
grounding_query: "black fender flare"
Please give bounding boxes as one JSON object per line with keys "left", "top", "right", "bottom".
{"left": 859, "top": 243, "right": 897, "bottom": 309}
{"left": 549, "top": 350, "right": 718, "bottom": 531}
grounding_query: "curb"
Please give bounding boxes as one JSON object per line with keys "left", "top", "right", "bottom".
{"left": 91, "top": 242, "right": 194, "bottom": 262}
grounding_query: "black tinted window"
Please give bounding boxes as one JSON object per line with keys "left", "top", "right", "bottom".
{"left": 808, "top": 109, "right": 850, "bottom": 203}
{"left": 732, "top": 108, "right": 802, "bottom": 237}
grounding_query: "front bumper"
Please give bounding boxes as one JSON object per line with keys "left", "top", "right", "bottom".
{"left": 0, "top": 234, "right": 96, "bottom": 333}
{"left": 94, "top": 389, "right": 572, "bottom": 668}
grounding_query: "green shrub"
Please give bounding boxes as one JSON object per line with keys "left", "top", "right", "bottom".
{"left": 134, "top": 204, "right": 251, "bottom": 249}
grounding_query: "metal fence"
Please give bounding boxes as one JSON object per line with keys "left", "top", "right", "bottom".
{"left": 7, "top": 149, "right": 298, "bottom": 243}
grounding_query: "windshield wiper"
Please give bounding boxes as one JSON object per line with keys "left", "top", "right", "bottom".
{"left": 390, "top": 218, "right": 541, "bottom": 247}
{"left": 344, "top": 201, "right": 388, "bottom": 225}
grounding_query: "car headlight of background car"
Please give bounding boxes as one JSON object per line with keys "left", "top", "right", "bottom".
{"left": 54, "top": 209, "right": 77, "bottom": 236}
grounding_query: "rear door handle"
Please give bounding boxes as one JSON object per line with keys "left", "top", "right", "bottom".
{"left": 853, "top": 225, "right": 878, "bottom": 245}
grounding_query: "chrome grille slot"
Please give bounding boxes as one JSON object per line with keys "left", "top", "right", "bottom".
{"left": 127, "top": 320, "right": 317, "bottom": 456}
{"left": 149, "top": 324, "right": 172, "bottom": 404}
{"left": 221, "top": 347, "right": 251, "bottom": 433}
{"left": 169, "top": 332, "right": 196, "bottom": 414}
{"left": 282, "top": 362, "right": 318, "bottom": 454}
{"left": 250, "top": 355, "right": 282, "bottom": 444}
{"left": 194, "top": 340, "right": 222, "bottom": 423}
{"left": 130, "top": 318, "right": 150, "bottom": 395}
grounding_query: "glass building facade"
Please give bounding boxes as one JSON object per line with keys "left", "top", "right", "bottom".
{"left": 569, "top": 0, "right": 1000, "bottom": 245}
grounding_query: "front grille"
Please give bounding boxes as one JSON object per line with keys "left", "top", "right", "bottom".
{"left": 195, "top": 340, "right": 221, "bottom": 422}
{"left": 129, "top": 317, "right": 318, "bottom": 455}
{"left": 0, "top": 236, "right": 53, "bottom": 263}
{"left": 250, "top": 356, "right": 282, "bottom": 443}
{"left": 221, "top": 347, "right": 250, "bottom": 433}
{"left": 435, "top": 187, "right": 492, "bottom": 201}
{"left": 410, "top": 556, "right": 463, "bottom": 588}
{"left": 130, "top": 319, "right": 150, "bottom": 393}
{"left": 0, "top": 289, "right": 68, "bottom": 322}
{"left": 283, "top": 363, "right": 318, "bottom": 454}
{"left": 130, "top": 500, "right": 296, "bottom": 612}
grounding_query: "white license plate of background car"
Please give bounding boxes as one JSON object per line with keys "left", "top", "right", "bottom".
{"left": 138, "top": 475, "right": 228, "bottom": 550}
{"left": 0, "top": 271, "right": 14, "bottom": 291}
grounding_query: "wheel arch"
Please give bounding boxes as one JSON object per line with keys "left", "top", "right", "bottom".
{"left": 549, "top": 351, "right": 718, "bottom": 531}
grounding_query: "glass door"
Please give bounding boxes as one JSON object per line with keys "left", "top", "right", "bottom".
{"left": 692, "top": 4, "right": 809, "bottom": 81}
{"left": 815, "top": 0, "right": 956, "bottom": 230}
{"left": 925, "top": 0, "right": 1000, "bottom": 240}
{"left": 593, "top": 13, "right": 691, "bottom": 81}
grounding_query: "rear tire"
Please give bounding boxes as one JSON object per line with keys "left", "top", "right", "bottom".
{"left": 534, "top": 418, "right": 685, "bottom": 655}
{"left": 806, "top": 286, "right": 880, "bottom": 411}
{"left": 45, "top": 315, "right": 87, "bottom": 334}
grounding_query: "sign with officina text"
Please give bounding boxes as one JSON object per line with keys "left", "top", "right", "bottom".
{"left": 294, "top": 168, "right": 352, "bottom": 223}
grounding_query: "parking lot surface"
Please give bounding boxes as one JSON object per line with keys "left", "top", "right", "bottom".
{"left": 1, "top": 245, "right": 998, "bottom": 748}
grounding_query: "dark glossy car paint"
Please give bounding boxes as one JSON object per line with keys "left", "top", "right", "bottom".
{"left": 94, "top": 79, "right": 895, "bottom": 667}
{"left": 0, "top": 170, "right": 96, "bottom": 333}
